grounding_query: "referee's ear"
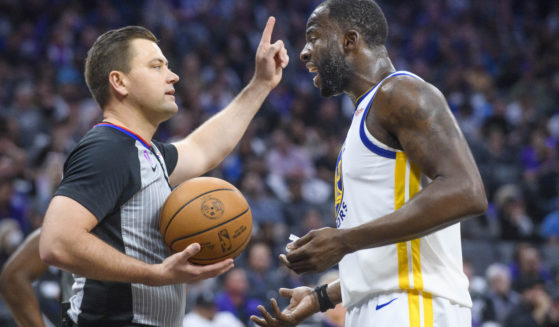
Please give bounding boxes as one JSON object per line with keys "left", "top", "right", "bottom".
{"left": 108, "top": 70, "right": 129, "bottom": 98}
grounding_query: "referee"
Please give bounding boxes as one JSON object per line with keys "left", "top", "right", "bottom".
{"left": 39, "top": 18, "right": 288, "bottom": 326}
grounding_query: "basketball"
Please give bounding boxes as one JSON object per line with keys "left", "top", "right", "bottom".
{"left": 159, "top": 177, "right": 252, "bottom": 265}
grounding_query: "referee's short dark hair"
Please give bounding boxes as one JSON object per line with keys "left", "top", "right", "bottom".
{"left": 325, "top": 0, "right": 388, "bottom": 47}
{"left": 85, "top": 26, "right": 157, "bottom": 109}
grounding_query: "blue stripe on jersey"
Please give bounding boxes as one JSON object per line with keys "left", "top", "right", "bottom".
{"left": 94, "top": 123, "right": 151, "bottom": 150}
{"left": 358, "top": 71, "right": 421, "bottom": 159}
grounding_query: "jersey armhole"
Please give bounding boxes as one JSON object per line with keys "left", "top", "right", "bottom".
{"left": 358, "top": 71, "right": 423, "bottom": 159}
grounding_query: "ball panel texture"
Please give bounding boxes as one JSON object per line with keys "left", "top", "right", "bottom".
{"left": 159, "top": 177, "right": 252, "bottom": 265}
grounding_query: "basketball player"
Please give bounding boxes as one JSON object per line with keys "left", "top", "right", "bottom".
{"left": 0, "top": 229, "right": 74, "bottom": 327}
{"left": 0, "top": 229, "right": 47, "bottom": 326}
{"left": 251, "top": 1, "right": 487, "bottom": 326}
{"left": 39, "top": 18, "right": 288, "bottom": 326}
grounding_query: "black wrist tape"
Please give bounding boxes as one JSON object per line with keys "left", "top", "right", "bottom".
{"left": 314, "top": 283, "right": 335, "bottom": 312}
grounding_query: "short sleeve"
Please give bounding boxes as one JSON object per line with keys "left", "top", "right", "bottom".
{"left": 55, "top": 139, "right": 138, "bottom": 221}
{"left": 152, "top": 140, "right": 178, "bottom": 176}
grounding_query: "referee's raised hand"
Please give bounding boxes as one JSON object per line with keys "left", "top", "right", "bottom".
{"left": 253, "top": 16, "right": 289, "bottom": 90}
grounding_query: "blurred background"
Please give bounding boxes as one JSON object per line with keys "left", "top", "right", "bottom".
{"left": 0, "top": 0, "right": 558, "bottom": 326}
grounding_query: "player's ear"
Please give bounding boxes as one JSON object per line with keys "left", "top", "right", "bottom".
{"left": 108, "top": 71, "right": 128, "bottom": 97}
{"left": 343, "top": 30, "right": 359, "bottom": 52}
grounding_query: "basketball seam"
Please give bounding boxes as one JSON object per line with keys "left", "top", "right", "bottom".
{"left": 162, "top": 188, "right": 235, "bottom": 240}
{"left": 189, "top": 226, "right": 252, "bottom": 263}
{"left": 169, "top": 208, "right": 250, "bottom": 249}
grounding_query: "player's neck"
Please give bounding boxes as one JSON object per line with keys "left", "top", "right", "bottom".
{"left": 346, "top": 46, "right": 395, "bottom": 104}
{"left": 101, "top": 104, "right": 157, "bottom": 144}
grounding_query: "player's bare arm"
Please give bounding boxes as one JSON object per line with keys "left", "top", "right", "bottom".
{"left": 250, "top": 280, "right": 343, "bottom": 327}
{"left": 39, "top": 196, "right": 234, "bottom": 286}
{"left": 284, "top": 76, "right": 487, "bottom": 274}
{"left": 351, "top": 75, "right": 488, "bottom": 244}
{"left": 169, "top": 16, "right": 289, "bottom": 185}
{"left": 0, "top": 229, "right": 47, "bottom": 327}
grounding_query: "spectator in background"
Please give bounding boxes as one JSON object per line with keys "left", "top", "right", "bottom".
{"left": 482, "top": 263, "right": 521, "bottom": 325}
{"left": 510, "top": 244, "right": 552, "bottom": 291}
{"left": 240, "top": 172, "right": 286, "bottom": 249}
{"left": 540, "top": 201, "right": 559, "bottom": 244}
{"left": 283, "top": 175, "right": 312, "bottom": 234}
{"left": 241, "top": 172, "right": 285, "bottom": 226}
{"left": 476, "top": 126, "right": 520, "bottom": 201}
{"left": 215, "top": 268, "right": 262, "bottom": 325}
{"left": 504, "top": 277, "right": 556, "bottom": 327}
{"left": 549, "top": 290, "right": 559, "bottom": 327}
{"left": 184, "top": 277, "right": 218, "bottom": 313}
{"left": 521, "top": 127, "right": 558, "bottom": 220}
{"left": 266, "top": 128, "right": 315, "bottom": 201}
{"left": 0, "top": 176, "right": 30, "bottom": 235}
{"left": 494, "top": 184, "right": 538, "bottom": 242}
{"left": 465, "top": 258, "right": 489, "bottom": 327}
{"left": 183, "top": 291, "right": 244, "bottom": 327}
{"left": 246, "top": 241, "right": 283, "bottom": 304}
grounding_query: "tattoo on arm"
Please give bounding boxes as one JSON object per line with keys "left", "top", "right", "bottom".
{"left": 376, "top": 78, "right": 464, "bottom": 178}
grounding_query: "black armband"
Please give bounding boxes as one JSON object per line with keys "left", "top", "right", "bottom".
{"left": 314, "top": 284, "right": 335, "bottom": 312}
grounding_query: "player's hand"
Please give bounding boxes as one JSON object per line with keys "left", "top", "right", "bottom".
{"left": 153, "top": 243, "right": 234, "bottom": 286}
{"left": 253, "top": 16, "right": 289, "bottom": 90}
{"left": 250, "top": 286, "right": 318, "bottom": 327}
{"left": 282, "top": 227, "right": 348, "bottom": 274}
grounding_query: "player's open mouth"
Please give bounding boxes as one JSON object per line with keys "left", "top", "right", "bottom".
{"left": 307, "top": 64, "right": 319, "bottom": 88}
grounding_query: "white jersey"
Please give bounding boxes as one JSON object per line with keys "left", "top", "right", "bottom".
{"left": 336, "top": 71, "right": 472, "bottom": 310}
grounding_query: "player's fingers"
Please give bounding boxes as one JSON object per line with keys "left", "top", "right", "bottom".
{"left": 260, "top": 16, "right": 276, "bottom": 45}
{"left": 293, "top": 230, "right": 314, "bottom": 247}
{"left": 279, "top": 254, "right": 291, "bottom": 267}
{"left": 285, "top": 247, "right": 310, "bottom": 263}
{"left": 258, "top": 304, "right": 278, "bottom": 325}
{"left": 279, "top": 288, "right": 294, "bottom": 298}
{"left": 288, "top": 260, "right": 314, "bottom": 274}
{"left": 250, "top": 315, "right": 269, "bottom": 327}
{"left": 271, "top": 298, "right": 282, "bottom": 317}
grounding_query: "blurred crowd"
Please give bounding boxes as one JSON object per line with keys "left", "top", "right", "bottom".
{"left": 1, "top": 0, "right": 559, "bottom": 326}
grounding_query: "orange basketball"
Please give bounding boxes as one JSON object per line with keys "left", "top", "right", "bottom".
{"left": 159, "top": 177, "right": 252, "bottom": 265}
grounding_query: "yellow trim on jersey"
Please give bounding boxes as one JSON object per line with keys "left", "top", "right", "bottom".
{"left": 408, "top": 290, "right": 420, "bottom": 327}
{"left": 423, "top": 292, "right": 434, "bottom": 327}
{"left": 353, "top": 84, "right": 376, "bottom": 107}
{"left": 411, "top": 238, "right": 423, "bottom": 290}
{"left": 397, "top": 243, "right": 410, "bottom": 289}
{"left": 395, "top": 153, "right": 409, "bottom": 289}
{"left": 395, "top": 153, "right": 433, "bottom": 327}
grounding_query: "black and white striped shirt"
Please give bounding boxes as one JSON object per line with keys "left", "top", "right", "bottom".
{"left": 55, "top": 123, "right": 184, "bottom": 326}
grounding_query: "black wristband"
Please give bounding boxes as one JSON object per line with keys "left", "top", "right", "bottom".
{"left": 314, "top": 284, "right": 335, "bottom": 312}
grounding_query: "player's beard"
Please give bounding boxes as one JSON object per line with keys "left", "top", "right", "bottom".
{"left": 317, "top": 46, "right": 351, "bottom": 97}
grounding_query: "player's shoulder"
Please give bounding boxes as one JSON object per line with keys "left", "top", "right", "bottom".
{"left": 371, "top": 72, "right": 450, "bottom": 132}
{"left": 374, "top": 73, "right": 445, "bottom": 114}
{"left": 378, "top": 73, "right": 441, "bottom": 102}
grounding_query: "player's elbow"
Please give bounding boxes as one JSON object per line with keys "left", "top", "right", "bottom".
{"left": 463, "top": 179, "right": 488, "bottom": 216}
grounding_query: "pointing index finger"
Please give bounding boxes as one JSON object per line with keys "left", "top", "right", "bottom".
{"left": 260, "top": 16, "right": 276, "bottom": 45}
